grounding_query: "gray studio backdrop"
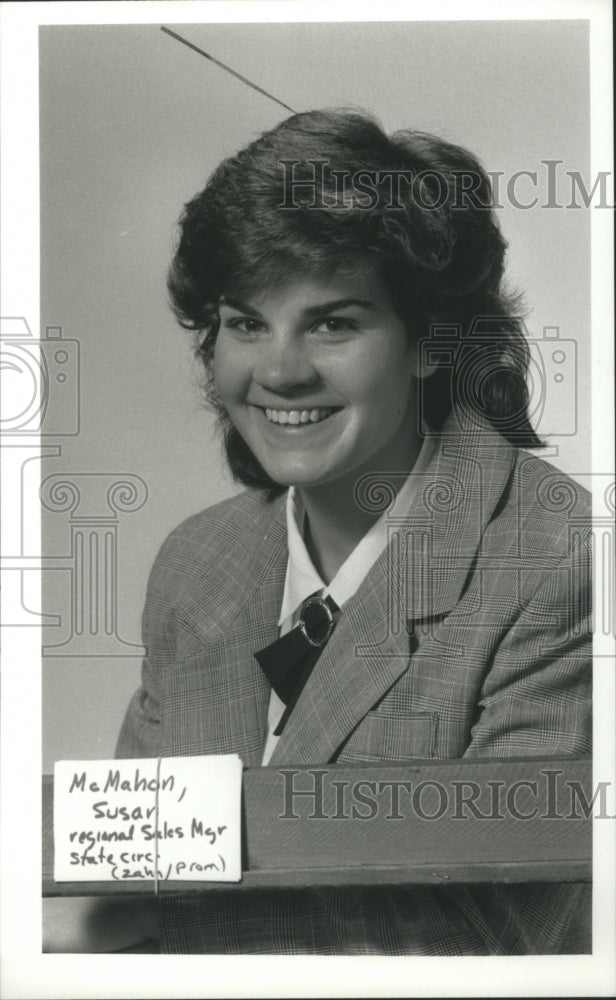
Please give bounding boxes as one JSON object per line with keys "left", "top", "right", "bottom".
{"left": 40, "top": 20, "right": 590, "bottom": 770}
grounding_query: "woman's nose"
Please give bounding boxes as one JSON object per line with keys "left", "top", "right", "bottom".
{"left": 252, "top": 333, "right": 318, "bottom": 392}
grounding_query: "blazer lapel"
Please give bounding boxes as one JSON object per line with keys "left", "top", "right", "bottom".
{"left": 268, "top": 415, "right": 517, "bottom": 765}
{"left": 268, "top": 547, "right": 412, "bottom": 765}
{"left": 404, "top": 417, "right": 517, "bottom": 618}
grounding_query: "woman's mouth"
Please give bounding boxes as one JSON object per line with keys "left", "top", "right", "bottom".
{"left": 263, "top": 407, "right": 337, "bottom": 425}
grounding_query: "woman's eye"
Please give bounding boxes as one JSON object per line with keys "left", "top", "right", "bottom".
{"left": 312, "top": 317, "right": 357, "bottom": 335}
{"left": 225, "top": 317, "right": 264, "bottom": 336}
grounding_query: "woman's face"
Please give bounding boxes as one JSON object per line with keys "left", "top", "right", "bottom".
{"left": 214, "top": 266, "right": 424, "bottom": 495}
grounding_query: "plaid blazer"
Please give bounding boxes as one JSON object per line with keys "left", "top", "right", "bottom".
{"left": 117, "top": 415, "right": 592, "bottom": 954}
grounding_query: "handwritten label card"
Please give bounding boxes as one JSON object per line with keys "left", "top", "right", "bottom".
{"left": 54, "top": 756, "right": 242, "bottom": 884}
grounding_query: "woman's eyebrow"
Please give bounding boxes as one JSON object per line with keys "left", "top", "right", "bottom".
{"left": 302, "top": 298, "right": 377, "bottom": 318}
{"left": 220, "top": 296, "right": 378, "bottom": 318}
{"left": 219, "top": 296, "right": 264, "bottom": 317}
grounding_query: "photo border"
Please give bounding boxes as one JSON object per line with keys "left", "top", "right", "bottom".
{"left": 1, "top": 1, "right": 614, "bottom": 997}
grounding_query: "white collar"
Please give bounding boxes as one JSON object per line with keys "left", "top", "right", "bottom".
{"left": 279, "top": 434, "right": 438, "bottom": 625}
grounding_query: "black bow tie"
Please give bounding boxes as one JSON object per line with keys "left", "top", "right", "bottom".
{"left": 254, "top": 594, "right": 340, "bottom": 736}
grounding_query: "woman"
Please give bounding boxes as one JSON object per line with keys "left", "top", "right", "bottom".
{"left": 117, "top": 110, "right": 592, "bottom": 953}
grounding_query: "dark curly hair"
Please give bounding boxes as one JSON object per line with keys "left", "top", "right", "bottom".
{"left": 168, "top": 108, "right": 543, "bottom": 490}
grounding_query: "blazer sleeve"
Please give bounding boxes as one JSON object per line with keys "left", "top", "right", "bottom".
{"left": 464, "top": 528, "right": 592, "bottom": 758}
{"left": 115, "top": 652, "right": 161, "bottom": 759}
{"left": 115, "top": 540, "right": 174, "bottom": 760}
{"left": 451, "top": 528, "right": 592, "bottom": 954}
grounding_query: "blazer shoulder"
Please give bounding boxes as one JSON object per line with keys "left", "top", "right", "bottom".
{"left": 499, "top": 449, "right": 591, "bottom": 555}
{"left": 163, "top": 487, "right": 278, "bottom": 544}
{"left": 513, "top": 450, "right": 591, "bottom": 513}
{"left": 148, "top": 488, "right": 286, "bottom": 598}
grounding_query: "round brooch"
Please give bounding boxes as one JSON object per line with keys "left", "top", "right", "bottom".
{"left": 299, "top": 596, "right": 336, "bottom": 647}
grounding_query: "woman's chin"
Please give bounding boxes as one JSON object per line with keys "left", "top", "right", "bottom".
{"left": 257, "top": 457, "right": 332, "bottom": 490}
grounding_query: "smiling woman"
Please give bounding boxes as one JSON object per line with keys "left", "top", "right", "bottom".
{"left": 215, "top": 271, "right": 423, "bottom": 508}
{"left": 214, "top": 269, "right": 427, "bottom": 581}
{"left": 112, "top": 109, "right": 592, "bottom": 954}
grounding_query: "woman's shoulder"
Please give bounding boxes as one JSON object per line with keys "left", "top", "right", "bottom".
{"left": 168, "top": 487, "right": 282, "bottom": 541}
{"left": 147, "top": 487, "right": 287, "bottom": 596}
{"left": 491, "top": 447, "right": 592, "bottom": 563}
{"left": 511, "top": 449, "right": 591, "bottom": 521}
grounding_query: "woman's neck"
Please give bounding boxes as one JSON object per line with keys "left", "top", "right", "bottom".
{"left": 299, "top": 484, "right": 378, "bottom": 585}
{"left": 297, "top": 443, "right": 421, "bottom": 585}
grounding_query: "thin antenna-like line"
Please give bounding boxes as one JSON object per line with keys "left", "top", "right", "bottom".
{"left": 161, "top": 26, "right": 297, "bottom": 114}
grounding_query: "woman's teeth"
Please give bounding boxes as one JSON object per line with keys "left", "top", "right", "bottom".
{"left": 264, "top": 408, "right": 335, "bottom": 425}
